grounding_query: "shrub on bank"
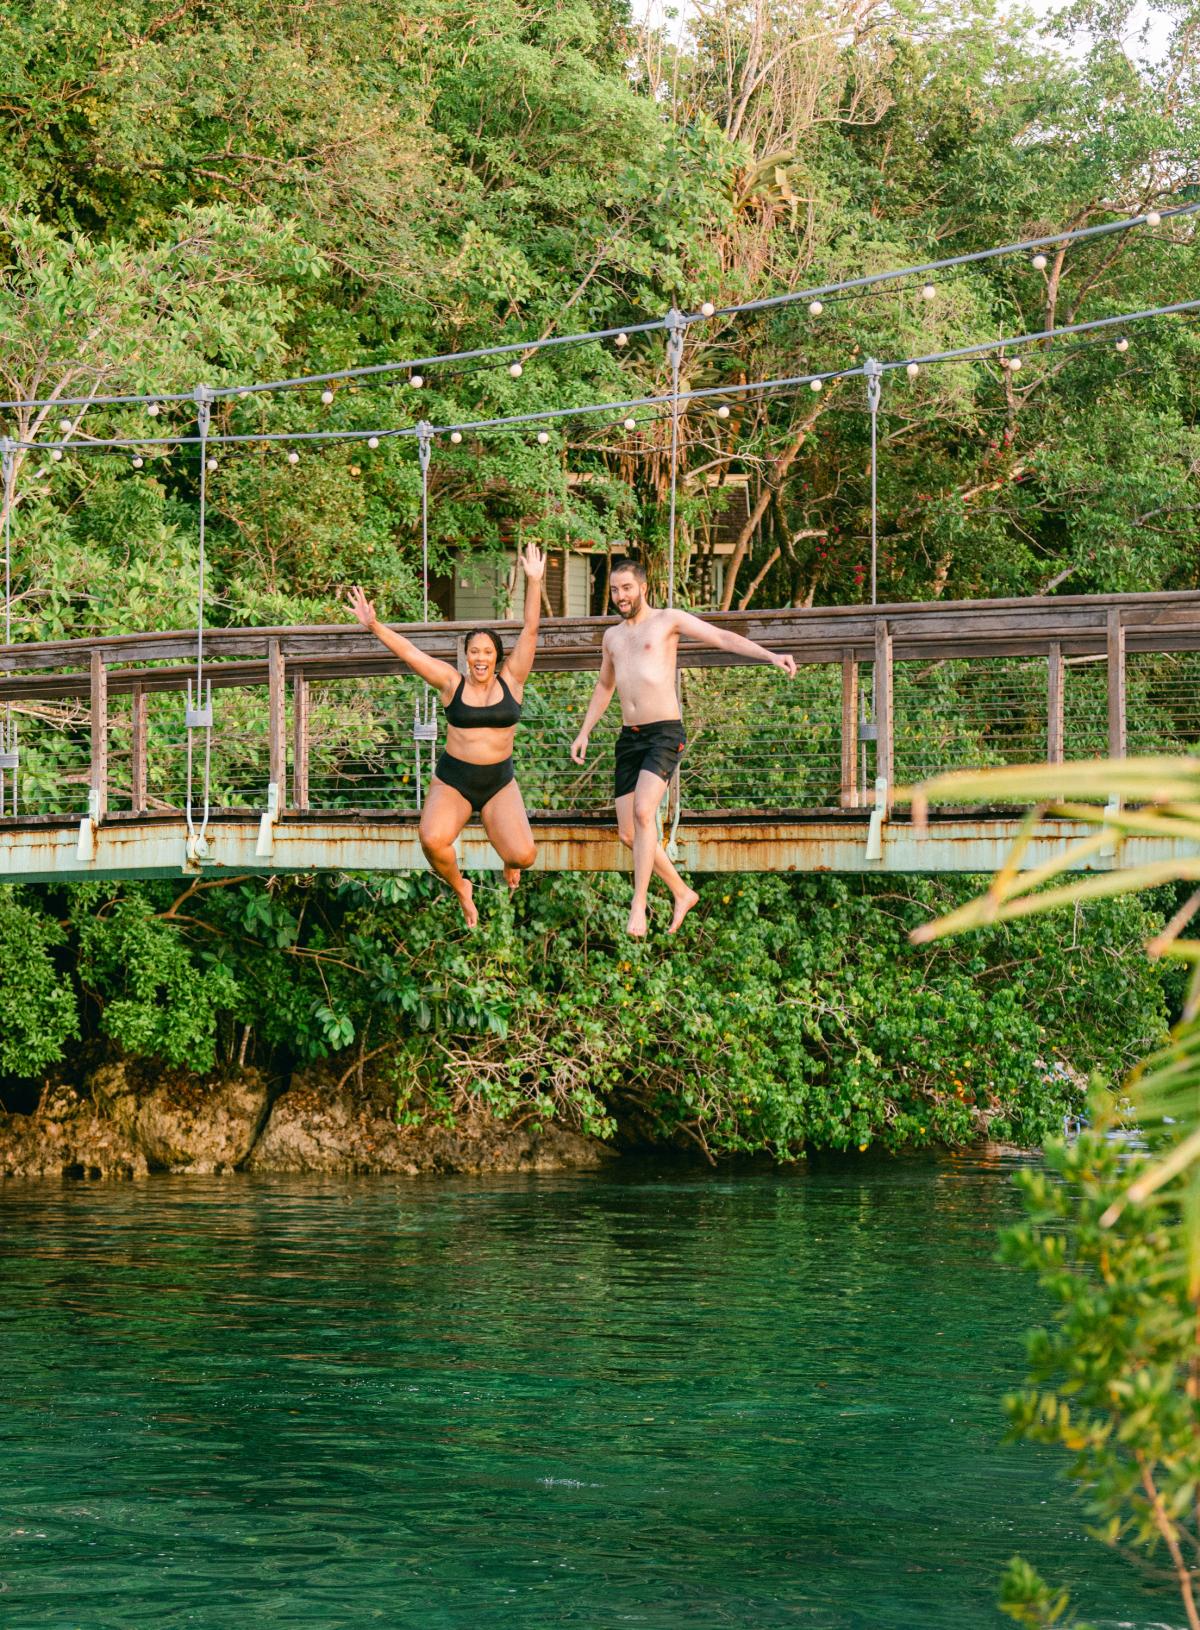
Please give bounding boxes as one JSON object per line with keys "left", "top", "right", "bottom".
{"left": 0, "top": 874, "right": 1172, "bottom": 1158}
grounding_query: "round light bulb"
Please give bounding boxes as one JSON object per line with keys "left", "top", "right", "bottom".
{"left": 206, "top": 456, "right": 218, "bottom": 471}
{"left": 1031, "top": 253, "right": 1047, "bottom": 270}
{"left": 450, "top": 431, "right": 463, "bottom": 445}
{"left": 509, "top": 362, "right": 523, "bottom": 378}
{"left": 808, "top": 300, "right": 823, "bottom": 316}
{"left": 700, "top": 300, "right": 716, "bottom": 317}
{"left": 623, "top": 417, "right": 636, "bottom": 430}
{"left": 1007, "top": 355, "right": 1022, "bottom": 371}
{"left": 717, "top": 404, "right": 730, "bottom": 419}
{"left": 410, "top": 374, "right": 423, "bottom": 389}
{"left": 287, "top": 450, "right": 300, "bottom": 465}
{"left": 906, "top": 361, "right": 920, "bottom": 379}
{"left": 59, "top": 417, "right": 72, "bottom": 433}
{"left": 320, "top": 388, "right": 334, "bottom": 405}
{"left": 132, "top": 456, "right": 144, "bottom": 469}
{"left": 367, "top": 436, "right": 379, "bottom": 449}
{"left": 1145, "top": 210, "right": 1161, "bottom": 228}
{"left": 50, "top": 448, "right": 63, "bottom": 460}
{"left": 536, "top": 430, "right": 549, "bottom": 444}
{"left": 921, "top": 282, "right": 936, "bottom": 300}
{"left": 147, "top": 403, "right": 160, "bottom": 417}
{"left": 1115, "top": 337, "right": 1129, "bottom": 352}
{"left": 809, "top": 378, "right": 823, "bottom": 392}
{"left": 615, "top": 332, "right": 628, "bottom": 347}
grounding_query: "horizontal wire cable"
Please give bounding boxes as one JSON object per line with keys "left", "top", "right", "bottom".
{"left": 0, "top": 203, "right": 1195, "bottom": 414}
{"left": 14, "top": 292, "right": 1200, "bottom": 456}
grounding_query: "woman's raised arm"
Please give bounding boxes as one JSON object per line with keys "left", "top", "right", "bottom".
{"left": 346, "top": 586, "right": 460, "bottom": 697}
{"left": 502, "top": 543, "right": 546, "bottom": 687}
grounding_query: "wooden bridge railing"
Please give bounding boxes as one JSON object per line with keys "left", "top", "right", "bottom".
{"left": 1, "top": 591, "right": 1200, "bottom": 826}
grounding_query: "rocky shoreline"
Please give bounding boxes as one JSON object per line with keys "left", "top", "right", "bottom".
{"left": 0, "top": 1063, "right": 613, "bottom": 1179}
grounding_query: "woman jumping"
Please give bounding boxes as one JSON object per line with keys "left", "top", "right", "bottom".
{"left": 347, "top": 543, "right": 545, "bottom": 927}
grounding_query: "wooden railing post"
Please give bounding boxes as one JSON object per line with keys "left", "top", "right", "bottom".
{"left": 1107, "top": 609, "right": 1126, "bottom": 759}
{"left": 268, "top": 638, "right": 286, "bottom": 807}
{"left": 130, "top": 683, "right": 147, "bottom": 814}
{"left": 89, "top": 648, "right": 107, "bottom": 818}
{"left": 874, "top": 618, "right": 893, "bottom": 811}
{"left": 293, "top": 672, "right": 309, "bottom": 812}
{"left": 840, "top": 650, "right": 859, "bottom": 809}
{"left": 1046, "top": 642, "right": 1064, "bottom": 765}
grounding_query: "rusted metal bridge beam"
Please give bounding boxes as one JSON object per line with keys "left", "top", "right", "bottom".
{"left": 0, "top": 810, "right": 1196, "bottom": 884}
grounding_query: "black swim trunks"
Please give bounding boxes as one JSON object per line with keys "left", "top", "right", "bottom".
{"left": 614, "top": 719, "right": 687, "bottom": 799}
{"left": 434, "top": 752, "right": 515, "bottom": 814}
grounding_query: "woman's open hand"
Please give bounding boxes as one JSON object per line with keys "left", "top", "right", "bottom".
{"left": 347, "top": 585, "right": 377, "bottom": 629}
{"left": 519, "top": 542, "right": 546, "bottom": 583}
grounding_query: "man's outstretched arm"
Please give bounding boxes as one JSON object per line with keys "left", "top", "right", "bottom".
{"left": 571, "top": 644, "right": 618, "bottom": 763}
{"left": 671, "top": 610, "right": 797, "bottom": 677}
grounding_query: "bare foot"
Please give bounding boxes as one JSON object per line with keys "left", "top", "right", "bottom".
{"left": 627, "top": 902, "right": 648, "bottom": 938}
{"left": 503, "top": 865, "right": 521, "bottom": 892}
{"left": 668, "top": 887, "right": 700, "bottom": 935}
{"left": 456, "top": 879, "right": 478, "bottom": 928}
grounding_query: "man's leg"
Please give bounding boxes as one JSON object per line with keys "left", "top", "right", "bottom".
{"left": 618, "top": 772, "right": 699, "bottom": 937}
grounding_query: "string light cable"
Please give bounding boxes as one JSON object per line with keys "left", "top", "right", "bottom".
{"left": 13, "top": 290, "right": 1200, "bottom": 460}
{"left": 0, "top": 203, "right": 1194, "bottom": 416}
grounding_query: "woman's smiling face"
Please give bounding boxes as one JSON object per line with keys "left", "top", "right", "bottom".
{"left": 466, "top": 633, "right": 499, "bottom": 685}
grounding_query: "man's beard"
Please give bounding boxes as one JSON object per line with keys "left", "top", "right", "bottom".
{"left": 617, "top": 592, "right": 643, "bottom": 619}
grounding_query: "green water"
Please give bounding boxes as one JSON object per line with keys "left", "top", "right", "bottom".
{"left": 0, "top": 1160, "right": 1180, "bottom": 1629}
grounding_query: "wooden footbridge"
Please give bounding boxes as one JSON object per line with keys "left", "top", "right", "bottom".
{"left": 2, "top": 591, "right": 1200, "bottom": 881}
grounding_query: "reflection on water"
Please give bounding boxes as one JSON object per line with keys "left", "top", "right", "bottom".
{"left": 0, "top": 1157, "right": 1179, "bottom": 1628}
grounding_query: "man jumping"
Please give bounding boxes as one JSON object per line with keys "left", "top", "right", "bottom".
{"left": 570, "top": 558, "right": 797, "bottom": 938}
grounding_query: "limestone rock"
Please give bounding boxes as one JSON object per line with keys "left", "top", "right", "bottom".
{"left": 0, "top": 1083, "right": 148, "bottom": 1179}
{"left": 90, "top": 1061, "right": 270, "bottom": 1174}
{"left": 248, "top": 1079, "right": 612, "bottom": 1175}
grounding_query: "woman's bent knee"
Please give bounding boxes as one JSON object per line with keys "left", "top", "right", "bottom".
{"left": 633, "top": 803, "right": 658, "bottom": 828}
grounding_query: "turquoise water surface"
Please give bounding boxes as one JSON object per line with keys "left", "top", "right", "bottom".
{"left": 0, "top": 1159, "right": 1181, "bottom": 1628}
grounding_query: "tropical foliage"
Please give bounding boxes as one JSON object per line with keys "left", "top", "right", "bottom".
{"left": 0, "top": 868, "right": 1173, "bottom": 1157}
{"left": 911, "top": 759, "right": 1200, "bottom": 1626}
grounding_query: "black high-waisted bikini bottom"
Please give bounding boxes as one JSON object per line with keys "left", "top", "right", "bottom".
{"left": 434, "top": 752, "right": 515, "bottom": 814}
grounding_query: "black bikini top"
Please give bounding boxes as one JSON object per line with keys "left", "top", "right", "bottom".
{"left": 444, "top": 673, "right": 522, "bottom": 729}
